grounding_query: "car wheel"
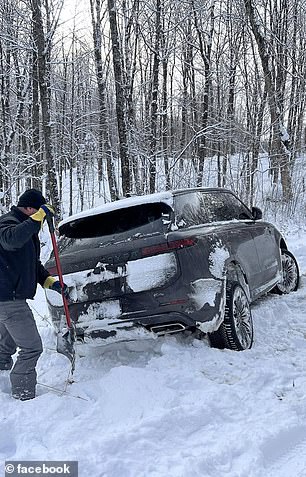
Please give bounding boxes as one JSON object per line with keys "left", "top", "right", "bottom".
{"left": 272, "top": 249, "right": 299, "bottom": 294}
{"left": 209, "top": 282, "right": 253, "bottom": 351}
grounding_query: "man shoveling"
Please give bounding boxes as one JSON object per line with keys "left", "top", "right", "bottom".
{"left": 0, "top": 189, "right": 68, "bottom": 401}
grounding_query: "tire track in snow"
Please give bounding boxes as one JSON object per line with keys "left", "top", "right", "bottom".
{"left": 261, "top": 425, "right": 306, "bottom": 477}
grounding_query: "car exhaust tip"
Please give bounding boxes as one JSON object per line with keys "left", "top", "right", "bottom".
{"left": 148, "top": 322, "right": 187, "bottom": 336}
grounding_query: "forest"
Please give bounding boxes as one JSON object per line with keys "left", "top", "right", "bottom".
{"left": 0, "top": 0, "right": 305, "bottom": 218}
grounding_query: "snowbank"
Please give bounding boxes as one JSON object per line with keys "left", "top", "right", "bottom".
{"left": 1, "top": 228, "right": 306, "bottom": 477}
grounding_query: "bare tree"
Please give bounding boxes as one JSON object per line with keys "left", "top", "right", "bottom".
{"left": 90, "top": 0, "right": 118, "bottom": 200}
{"left": 107, "top": 0, "right": 131, "bottom": 196}
{"left": 244, "top": 0, "right": 292, "bottom": 200}
{"left": 30, "top": 0, "right": 60, "bottom": 209}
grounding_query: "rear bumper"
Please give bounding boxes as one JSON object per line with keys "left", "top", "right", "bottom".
{"left": 48, "top": 300, "right": 195, "bottom": 330}
{"left": 47, "top": 294, "right": 223, "bottom": 340}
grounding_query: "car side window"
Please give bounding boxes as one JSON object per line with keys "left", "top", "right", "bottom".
{"left": 175, "top": 192, "right": 203, "bottom": 227}
{"left": 199, "top": 192, "right": 253, "bottom": 222}
{"left": 175, "top": 191, "right": 253, "bottom": 227}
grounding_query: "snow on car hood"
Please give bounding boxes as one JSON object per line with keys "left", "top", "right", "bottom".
{"left": 59, "top": 191, "right": 174, "bottom": 228}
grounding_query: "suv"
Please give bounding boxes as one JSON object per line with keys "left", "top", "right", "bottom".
{"left": 45, "top": 188, "right": 299, "bottom": 351}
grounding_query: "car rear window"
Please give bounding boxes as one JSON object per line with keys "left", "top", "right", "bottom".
{"left": 59, "top": 202, "right": 173, "bottom": 239}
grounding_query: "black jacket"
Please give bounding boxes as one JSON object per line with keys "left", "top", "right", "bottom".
{"left": 0, "top": 206, "right": 50, "bottom": 301}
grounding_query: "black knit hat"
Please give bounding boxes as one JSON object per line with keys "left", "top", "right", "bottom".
{"left": 17, "top": 189, "right": 46, "bottom": 209}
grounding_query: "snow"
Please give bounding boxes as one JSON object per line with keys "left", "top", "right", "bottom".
{"left": 59, "top": 191, "right": 174, "bottom": 228}
{"left": 47, "top": 267, "right": 126, "bottom": 304}
{"left": 2, "top": 229, "right": 306, "bottom": 476}
{"left": 45, "top": 252, "right": 177, "bottom": 307}
{"left": 209, "top": 242, "right": 230, "bottom": 279}
{"left": 78, "top": 302, "right": 122, "bottom": 324}
{"left": 280, "top": 125, "right": 290, "bottom": 142}
{"left": 188, "top": 278, "right": 226, "bottom": 334}
{"left": 126, "top": 253, "right": 177, "bottom": 292}
{"left": 189, "top": 278, "right": 222, "bottom": 309}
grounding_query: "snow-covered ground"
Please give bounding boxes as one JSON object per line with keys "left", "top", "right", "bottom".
{"left": 1, "top": 227, "right": 306, "bottom": 477}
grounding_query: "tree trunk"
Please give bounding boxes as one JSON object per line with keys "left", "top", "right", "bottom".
{"left": 31, "top": 0, "right": 59, "bottom": 211}
{"left": 148, "top": 0, "right": 161, "bottom": 193}
{"left": 90, "top": 0, "right": 118, "bottom": 201}
{"left": 107, "top": 0, "right": 131, "bottom": 196}
{"left": 31, "top": 44, "right": 42, "bottom": 190}
{"left": 244, "top": 0, "right": 292, "bottom": 200}
{"left": 192, "top": 0, "right": 215, "bottom": 187}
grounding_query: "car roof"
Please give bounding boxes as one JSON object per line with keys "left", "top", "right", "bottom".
{"left": 58, "top": 187, "right": 234, "bottom": 228}
{"left": 174, "top": 187, "right": 233, "bottom": 196}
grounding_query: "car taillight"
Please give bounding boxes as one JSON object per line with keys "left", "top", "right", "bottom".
{"left": 141, "top": 238, "right": 196, "bottom": 257}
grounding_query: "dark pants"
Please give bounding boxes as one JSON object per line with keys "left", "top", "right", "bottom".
{"left": 0, "top": 300, "right": 43, "bottom": 400}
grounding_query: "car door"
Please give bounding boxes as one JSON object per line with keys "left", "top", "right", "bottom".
{"left": 248, "top": 220, "right": 280, "bottom": 289}
{"left": 214, "top": 192, "right": 280, "bottom": 293}
{"left": 174, "top": 190, "right": 263, "bottom": 297}
{"left": 215, "top": 220, "right": 263, "bottom": 297}
{"left": 199, "top": 190, "right": 278, "bottom": 296}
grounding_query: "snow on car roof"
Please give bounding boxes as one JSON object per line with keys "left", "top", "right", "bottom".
{"left": 59, "top": 191, "right": 174, "bottom": 228}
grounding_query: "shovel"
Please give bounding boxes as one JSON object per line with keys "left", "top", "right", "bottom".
{"left": 46, "top": 214, "right": 76, "bottom": 374}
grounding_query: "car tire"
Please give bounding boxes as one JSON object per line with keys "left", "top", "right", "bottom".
{"left": 208, "top": 282, "right": 254, "bottom": 351}
{"left": 272, "top": 249, "right": 299, "bottom": 294}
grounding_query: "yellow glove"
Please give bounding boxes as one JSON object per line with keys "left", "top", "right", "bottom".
{"left": 43, "top": 276, "right": 57, "bottom": 289}
{"left": 30, "top": 204, "right": 55, "bottom": 222}
{"left": 43, "top": 276, "right": 70, "bottom": 299}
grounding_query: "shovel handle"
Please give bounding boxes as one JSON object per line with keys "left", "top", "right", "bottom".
{"left": 46, "top": 215, "right": 72, "bottom": 329}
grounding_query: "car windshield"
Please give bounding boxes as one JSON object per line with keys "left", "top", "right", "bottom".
{"left": 174, "top": 191, "right": 252, "bottom": 227}
{"left": 59, "top": 202, "right": 173, "bottom": 239}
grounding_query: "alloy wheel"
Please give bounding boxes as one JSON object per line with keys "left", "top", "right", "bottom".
{"left": 277, "top": 251, "right": 299, "bottom": 294}
{"left": 232, "top": 285, "right": 253, "bottom": 349}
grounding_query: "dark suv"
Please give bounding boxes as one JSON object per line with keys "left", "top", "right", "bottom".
{"left": 45, "top": 188, "right": 299, "bottom": 351}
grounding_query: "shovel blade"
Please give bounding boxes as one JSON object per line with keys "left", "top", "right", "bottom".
{"left": 56, "top": 327, "right": 76, "bottom": 373}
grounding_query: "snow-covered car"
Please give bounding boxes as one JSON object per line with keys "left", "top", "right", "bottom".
{"left": 45, "top": 188, "right": 299, "bottom": 351}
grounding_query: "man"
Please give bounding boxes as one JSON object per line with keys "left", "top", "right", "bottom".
{"left": 0, "top": 189, "right": 66, "bottom": 400}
